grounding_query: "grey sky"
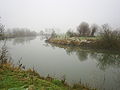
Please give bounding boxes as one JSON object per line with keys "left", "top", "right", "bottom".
{"left": 0, "top": 0, "right": 120, "bottom": 32}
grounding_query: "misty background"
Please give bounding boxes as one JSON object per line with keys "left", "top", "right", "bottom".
{"left": 0, "top": 0, "right": 120, "bottom": 32}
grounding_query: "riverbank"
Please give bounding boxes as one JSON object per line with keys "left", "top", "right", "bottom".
{"left": 46, "top": 36, "right": 120, "bottom": 51}
{"left": 46, "top": 37, "right": 97, "bottom": 48}
{"left": 0, "top": 61, "right": 94, "bottom": 90}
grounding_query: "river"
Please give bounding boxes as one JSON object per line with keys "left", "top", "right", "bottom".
{"left": 1, "top": 36, "right": 120, "bottom": 90}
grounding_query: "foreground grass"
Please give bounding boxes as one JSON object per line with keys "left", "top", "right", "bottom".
{"left": 0, "top": 63, "right": 68, "bottom": 90}
{"left": 0, "top": 62, "right": 93, "bottom": 90}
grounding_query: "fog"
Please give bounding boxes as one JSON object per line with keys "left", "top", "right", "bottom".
{"left": 0, "top": 0, "right": 120, "bottom": 32}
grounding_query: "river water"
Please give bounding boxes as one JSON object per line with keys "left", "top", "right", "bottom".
{"left": 2, "top": 36, "right": 120, "bottom": 90}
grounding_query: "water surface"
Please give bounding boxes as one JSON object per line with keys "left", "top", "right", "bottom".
{"left": 2, "top": 36, "right": 120, "bottom": 90}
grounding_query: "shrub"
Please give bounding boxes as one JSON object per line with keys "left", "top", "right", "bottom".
{"left": 66, "top": 30, "right": 75, "bottom": 37}
{"left": 97, "top": 24, "right": 120, "bottom": 50}
{"left": 52, "top": 79, "right": 63, "bottom": 86}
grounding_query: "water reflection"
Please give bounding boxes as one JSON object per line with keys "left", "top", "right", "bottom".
{"left": 95, "top": 53, "right": 120, "bottom": 70}
{"left": 12, "top": 37, "right": 36, "bottom": 45}
{"left": 47, "top": 43, "right": 120, "bottom": 70}
{"left": 114, "top": 69, "right": 120, "bottom": 89}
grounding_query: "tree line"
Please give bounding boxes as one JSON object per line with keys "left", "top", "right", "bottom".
{"left": 6, "top": 28, "right": 37, "bottom": 37}
{"left": 0, "top": 17, "right": 38, "bottom": 38}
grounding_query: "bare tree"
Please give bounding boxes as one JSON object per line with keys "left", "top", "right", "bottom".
{"left": 0, "top": 17, "right": 5, "bottom": 37}
{"left": 98, "top": 24, "right": 120, "bottom": 50}
{"left": 0, "top": 41, "right": 8, "bottom": 64}
{"left": 77, "top": 22, "right": 90, "bottom": 36}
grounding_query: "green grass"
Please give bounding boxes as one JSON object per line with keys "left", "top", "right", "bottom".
{"left": 0, "top": 63, "right": 92, "bottom": 90}
{"left": 0, "top": 63, "right": 69, "bottom": 90}
{"left": 55, "top": 35, "right": 98, "bottom": 40}
{"left": 78, "top": 37, "right": 98, "bottom": 40}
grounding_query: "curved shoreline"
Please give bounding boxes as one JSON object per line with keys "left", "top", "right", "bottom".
{"left": 46, "top": 37, "right": 96, "bottom": 48}
{"left": 46, "top": 37, "right": 120, "bottom": 53}
{"left": 0, "top": 62, "right": 95, "bottom": 90}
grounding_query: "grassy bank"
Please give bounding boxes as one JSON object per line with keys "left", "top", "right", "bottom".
{"left": 47, "top": 34, "right": 120, "bottom": 51}
{"left": 46, "top": 37, "right": 97, "bottom": 48}
{"left": 0, "top": 62, "right": 94, "bottom": 90}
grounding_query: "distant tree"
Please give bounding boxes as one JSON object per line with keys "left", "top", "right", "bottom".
{"left": 77, "top": 22, "right": 90, "bottom": 36}
{"left": 40, "top": 30, "right": 44, "bottom": 35}
{"left": 6, "top": 28, "right": 37, "bottom": 37}
{"left": 51, "top": 30, "right": 57, "bottom": 38}
{"left": 90, "top": 24, "right": 98, "bottom": 36}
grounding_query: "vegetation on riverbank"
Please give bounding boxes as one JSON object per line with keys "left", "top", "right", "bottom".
{"left": 47, "top": 23, "right": 120, "bottom": 51}
{"left": 0, "top": 60, "right": 95, "bottom": 90}
{"left": 0, "top": 62, "right": 68, "bottom": 90}
{"left": 46, "top": 36, "right": 97, "bottom": 48}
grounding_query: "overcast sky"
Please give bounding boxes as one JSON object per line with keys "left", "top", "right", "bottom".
{"left": 0, "top": 0, "right": 120, "bottom": 32}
